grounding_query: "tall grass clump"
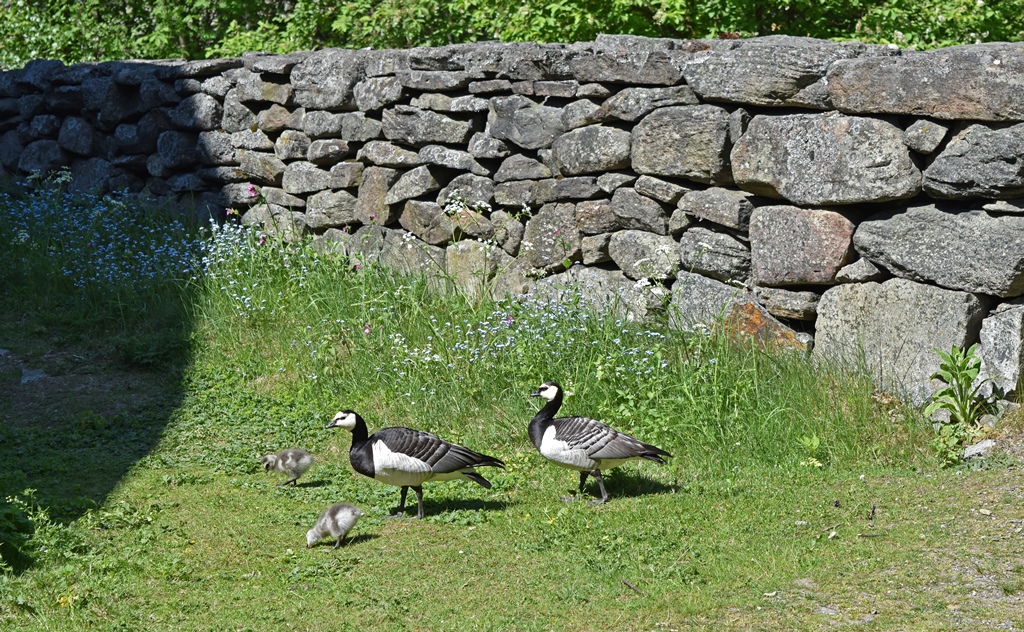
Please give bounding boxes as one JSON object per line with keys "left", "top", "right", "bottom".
{"left": 191, "top": 224, "right": 926, "bottom": 476}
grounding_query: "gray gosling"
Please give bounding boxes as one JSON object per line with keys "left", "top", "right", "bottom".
{"left": 306, "top": 503, "right": 362, "bottom": 549}
{"left": 261, "top": 448, "right": 315, "bottom": 486}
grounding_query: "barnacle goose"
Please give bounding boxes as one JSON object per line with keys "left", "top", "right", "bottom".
{"left": 326, "top": 410, "right": 505, "bottom": 519}
{"left": 306, "top": 503, "right": 362, "bottom": 549}
{"left": 261, "top": 448, "right": 315, "bottom": 486}
{"left": 529, "top": 381, "right": 671, "bottom": 504}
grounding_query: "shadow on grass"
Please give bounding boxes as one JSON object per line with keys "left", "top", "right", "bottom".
{"left": 0, "top": 115, "right": 214, "bottom": 573}
{"left": 581, "top": 469, "right": 675, "bottom": 501}
{"left": 308, "top": 532, "right": 381, "bottom": 548}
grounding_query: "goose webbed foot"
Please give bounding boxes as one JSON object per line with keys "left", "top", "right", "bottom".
{"left": 333, "top": 537, "right": 346, "bottom": 549}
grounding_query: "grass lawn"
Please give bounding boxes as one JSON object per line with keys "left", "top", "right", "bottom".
{"left": 1, "top": 181, "right": 1022, "bottom": 630}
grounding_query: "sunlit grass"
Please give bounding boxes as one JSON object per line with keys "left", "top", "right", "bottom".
{"left": 5, "top": 183, "right": 1020, "bottom": 631}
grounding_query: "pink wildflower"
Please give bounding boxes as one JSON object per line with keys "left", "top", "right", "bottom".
{"left": 247, "top": 184, "right": 258, "bottom": 197}
{"left": 363, "top": 323, "right": 371, "bottom": 335}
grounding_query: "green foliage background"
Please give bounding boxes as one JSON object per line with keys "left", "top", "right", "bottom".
{"left": 2, "top": 0, "right": 1023, "bottom": 69}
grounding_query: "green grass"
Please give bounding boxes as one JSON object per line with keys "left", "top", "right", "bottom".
{"left": 2, "top": 183, "right": 1022, "bottom": 630}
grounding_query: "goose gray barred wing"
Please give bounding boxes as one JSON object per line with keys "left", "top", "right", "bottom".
{"left": 374, "top": 428, "right": 502, "bottom": 472}
{"left": 551, "top": 416, "right": 640, "bottom": 459}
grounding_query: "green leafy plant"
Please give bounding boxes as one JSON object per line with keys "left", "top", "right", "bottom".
{"left": 924, "top": 344, "right": 993, "bottom": 466}
{"left": 923, "top": 344, "right": 992, "bottom": 427}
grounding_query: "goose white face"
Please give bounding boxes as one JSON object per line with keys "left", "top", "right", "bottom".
{"left": 535, "top": 383, "right": 560, "bottom": 401}
{"left": 328, "top": 411, "right": 358, "bottom": 430}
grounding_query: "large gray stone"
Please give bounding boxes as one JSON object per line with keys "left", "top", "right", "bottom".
{"left": 827, "top": 43, "right": 1024, "bottom": 122}
{"left": 399, "top": 200, "right": 455, "bottom": 246}
{"left": 437, "top": 173, "right": 494, "bottom": 210}
{"left": 231, "top": 129, "right": 274, "bottom": 151}
{"left": 634, "top": 176, "right": 688, "bottom": 205}
{"left": 385, "top": 166, "right": 440, "bottom": 205}
{"left": 221, "top": 89, "right": 257, "bottom": 133}
{"left": 631, "top": 105, "right": 732, "bottom": 185}
{"left": 381, "top": 229, "right": 448, "bottom": 289}
{"left": 238, "top": 150, "right": 286, "bottom": 185}
{"left": 750, "top": 205, "right": 854, "bottom": 286}
{"left": 307, "top": 139, "right": 350, "bottom": 165}
{"left": 356, "top": 167, "right": 400, "bottom": 225}
{"left": 551, "top": 125, "right": 631, "bottom": 176}
{"left": 241, "top": 203, "right": 309, "bottom": 243}
{"left": 854, "top": 205, "right": 1024, "bottom": 298}
{"left": 382, "top": 106, "right": 474, "bottom": 145}
{"left": 197, "top": 131, "right": 236, "bottom": 165}
{"left": 493, "top": 178, "right": 601, "bottom": 208}
{"left": 69, "top": 157, "right": 115, "bottom": 194}
{"left": 291, "top": 49, "right": 365, "bottom": 110}
{"left": 275, "top": 130, "right": 311, "bottom": 161}
{"left": 530, "top": 265, "right": 668, "bottom": 322}
{"left": 568, "top": 49, "right": 682, "bottom": 86}
{"left": 487, "top": 95, "right": 564, "bottom": 150}
{"left": 446, "top": 240, "right": 510, "bottom": 302}
{"left": 609, "top": 188, "right": 669, "bottom": 234}
{"left": 755, "top": 287, "right": 820, "bottom": 321}
{"left": 682, "top": 36, "right": 867, "bottom": 108}
{"left": 170, "top": 93, "right": 222, "bottom": 130}
{"left": 521, "top": 203, "right": 583, "bottom": 272}
{"left": 904, "top": 119, "right": 949, "bottom": 155}
{"left": 732, "top": 113, "right": 921, "bottom": 205}
{"left": 608, "top": 230, "right": 679, "bottom": 281}
{"left": 330, "top": 162, "right": 364, "bottom": 189}
{"left": 813, "top": 278, "right": 987, "bottom": 406}
{"left": 282, "top": 161, "right": 331, "bottom": 195}
{"left": 157, "top": 131, "right": 198, "bottom": 170}
{"left": 494, "top": 155, "right": 551, "bottom": 182}
{"left": 679, "top": 187, "right": 755, "bottom": 231}
{"left": 576, "top": 199, "right": 618, "bottom": 235}
{"left": 491, "top": 209, "right": 526, "bottom": 256}
{"left": 923, "top": 123, "right": 1024, "bottom": 199}
{"left": 592, "top": 86, "right": 698, "bottom": 122}
{"left": 341, "top": 112, "right": 383, "bottom": 142}
{"left": 354, "top": 76, "right": 404, "bottom": 111}
{"left": 306, "top": 190, "right": 358, "bottom": 230}
{"left": 667, "top": 271, "right": 753, "bottom": 331}
{"left": 357, "top": 141, "right": 421, "bottom": 168}
{"left": 679, "top": 227, "right": 751, "bottom": 284}
{"left": 303, "top": 111, "right": 346, "bottom": 138}
{"left": 977, "top": 301, "right": 1024, "bottom": 399}
{"left": 418, "top": 145, "right": 488, "bottom": 176}
{"left": 468, "top": 132, "right": 510, "bottom": 159}
{"left": 57, "top": 117, "right": 94, "bottom": 155}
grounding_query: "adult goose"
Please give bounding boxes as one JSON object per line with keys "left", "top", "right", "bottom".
{"left": 326, "top": 410, "right": 505, "bottom": 519}
{"left": 529, "top": 381, "right": 671, "bottom": 504}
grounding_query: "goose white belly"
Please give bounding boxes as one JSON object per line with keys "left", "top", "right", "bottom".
{"left": 538, "top": 426, "right": 631, "bottom": 471}
{"left": 371, "top": 440, "right": 473, "bottom": 486}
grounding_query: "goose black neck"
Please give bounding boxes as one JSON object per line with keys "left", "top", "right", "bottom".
{"left": 535, "top": 390, "right": 563, "bottom": 422}
{"left": 529, "top": 391, "right": 563, "bottom": 449}
{"left": 350, "top": 413, "right": 369, "bottom": 446}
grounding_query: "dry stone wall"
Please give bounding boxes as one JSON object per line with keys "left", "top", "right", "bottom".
{"left": 2, "top": 35, "right": 1024, "bottom": 406}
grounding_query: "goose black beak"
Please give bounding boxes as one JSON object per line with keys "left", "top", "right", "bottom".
{"left": 325, "top": 420, "right": 336, "bottom": 429}
{"left": 529, "top": 389, "right": 541, "bottom": 398}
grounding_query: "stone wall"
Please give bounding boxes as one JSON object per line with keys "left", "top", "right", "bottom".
{"left": 1, "top": 35, "right": 1023, "bottom": 406}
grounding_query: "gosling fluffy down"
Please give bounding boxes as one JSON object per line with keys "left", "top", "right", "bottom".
{"left": 306, "top": 503, "right": 362, "bottom": 549}
{"left": 261, "top": 448, "right": 315, "bottom": 486}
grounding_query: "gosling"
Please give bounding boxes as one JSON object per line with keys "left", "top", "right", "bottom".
{"left": 261, "top": 448, "right": 314, "bottom": 486}
{"left": 306, "top": 503, "right": 362, "bottom": 549}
